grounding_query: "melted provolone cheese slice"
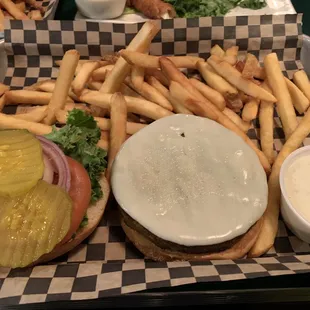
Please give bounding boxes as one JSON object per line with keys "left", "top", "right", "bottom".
{"left": 111, "top": 114, "right": 268, "bottom": 246}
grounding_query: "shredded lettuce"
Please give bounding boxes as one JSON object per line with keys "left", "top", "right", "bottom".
{"left": 45, "top": 109, "right": 107, "bottom": 203}
{"left": 165, "top": 0, "right": 267, "bottom": 18}
{"left": 80, "top": 214, "right": 89, "bottom": 228}
{"left": 123, "top": 7, "right": 138, "bottom": 15}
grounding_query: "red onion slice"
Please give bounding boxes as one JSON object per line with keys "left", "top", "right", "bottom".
{"left": 37, "top": 136, "right": 71, "bottom": 192}
{"left": 42, "top": 154, "right": 54, "bottom": 184}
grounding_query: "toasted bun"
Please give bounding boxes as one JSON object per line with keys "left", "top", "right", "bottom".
{"left": 121, "top": 215, "right": 263, "bottom": 261}
{"left": 34, "top": 176, "right": 110, "bottom": 265}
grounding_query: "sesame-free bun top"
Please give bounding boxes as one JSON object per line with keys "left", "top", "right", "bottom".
{"left": 111, "top": 114, "right": 268, "bottom": 247}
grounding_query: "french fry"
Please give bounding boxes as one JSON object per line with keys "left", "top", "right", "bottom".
{"left": 242, "top": 53, "right": 266, "bottom": 80}
{"left": 145, "top": 68, "right": 169, "bottom": 87}
{"left": 55, "top": 59, "right": 109, "bottom": 68}
{"left": 16, "top": 105, "right": 43, "bottom": 114}
{"left": 56, "top": 109, "right": 146, "bottom": 135}
{"left": 223, "top": 46, "right": 239, "bottom": 66}
{"left": 0, "top": 0, "right": 29, "bottom": 19}
{"left": 106, "top": 93, "right": 128, "bottom": 182}
{"left": 72, "top": 61, "right": 100, "bottom": 96}
{"left": 44, "top": 49, "right": 80, "bottom": 125}
{"left": 207, "top": 55, "right": 276, "bottom": 103}
{"left": 99, "top": 21, "right": 160, "bottom": 95}
{"left": 0, "top": 9, "right": 4, "bottom": 32}
{"left": 101, "top": 130, "right": 109, "bottom": 141}
{"left": 88, "top": 80, "right": 103, "bottom": 91}
{"left": 249, "top": 106, "right": 310, "bottom": 257}
{"left": 169, "top": 82, "right": 194, "bottom": 115}
{"left": 254, "top": 67, "right": 266, "bottom": 80}
{"left": 259, "top": 83, "right": 275, "bottom": 165}
{"left": 91, "top": 64, "right": 114, "bottom": 81}
{"left": 235, "top": 61, "right": 245, "bottom": 73}
{"left": 211, "top": 44, "right": 225, "bottom": 57}
{"left": 0, "top": 83, "right": 9, "bottom": 97}
{"left": 80, "top": 90, "right": 173, "bottom": 120}
{"left": 147, "top": 76, "right": 191, "bottom": 114}
{"left": 264, "top": 53, "right": 297, "bottom": 139}
{"left": 0, "top": 113, "right": 52, "bottom": 135}
{"left": 241, "top": 98, "right": 260, "bottom": 122}
{"left": 123, "top": 120, "right": 147, "bottom": 135}
{"left": 63, "top": 103, "right": 91, "bottom": 113}
{"left": 119, "top": 83, "right": 143, "bottom": 99}
{"left": 3, "top": 10, "right": 13, "bottom": 19}
{"left": 25, "top": 0, "right": 44, "bottom": 12}
{"left": 284, "top": 77, "right": 309, "bottom": 114}
{"left": 24, "top": 79, "right": 49, "bottom": 90}
{"left": 25, "top": 0, "right": 36, "bottom": 6}
{"left": 169, "top": 81, "right": 271, "bottom": 174}
{"left": 126, "top": 113, "right": 140, "bottom": 123}
{"left": 68, "top": 90, "right": 80, "bottom": 102}
{"left": 30, "top": 80, "right": 76, "bottom": 102}
{"left": 124, "top": 77, "right": 173, "bottom": 111}
{"left": 131, "top": 65, "right": 145, "bottom": 90}
{"left": 197, "top": 61, "right": 238, "bottom": 98}
{"left": 101, "top": 53, "right": 120, "bottom": 64}
{"left": 0, "top": 95, "right": 7, "bottom": 112}
{"left": 238, "top": 90, "right": 249, "bottom": 103}
{"left": 5, "top": 90, "right": 53, "bottom": 105}
{"left": 35, "top": 80, "right": 56, "bottom": 92}
{"left": 225, "top": 46, "right": 239, "bottom": 57}
{"left": 226, "top": 95, "right": 243, "bottom": 113}
{"left": 223, "top": 55, "right": 237, "bottom": 66}
{"left": 97, "top": 139, "right": 109, "bottom": 151}
{"left": 5, "top": 89, "right": 73, "bottom": 105}
{"left": 15, "top": 0, "right": 26, "bottom": 12}
{"left": 293, "top": 70, "right": 310, "bottom": 102}
{"left": 120, "top": 50, "right": 203, "bottom": 69}
{"left": 12, "top": 107, "right": 47, "bottom": 123}
{"left": 28, "top": 10, "right": 42, "bottom": 20}
{"left": 222, "top": 108, "right": 251, "bottom": 133}
{"left": 159, "top": 57, "right": 207, "bottom": 103}
{"left": 189, "top": 78, "right": 226, "bottom": 111}
{"left": 146, "top": 75, "right": 169, "bottom": 100}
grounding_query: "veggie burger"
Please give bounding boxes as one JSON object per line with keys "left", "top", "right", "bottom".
{"left": 0, "top": 109, "right": 110, "bottom": 268}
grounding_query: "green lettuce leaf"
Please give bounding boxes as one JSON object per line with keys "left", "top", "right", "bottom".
{"left": 45, "top": 109, "right": 107, "bottom": 203}
{"left": 165, "top": 0, "right": 266, "bottom": 18}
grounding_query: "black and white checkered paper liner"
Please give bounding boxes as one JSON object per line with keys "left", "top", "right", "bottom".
{"left": 1, "top": 14, "right": 310, "bottom": 305}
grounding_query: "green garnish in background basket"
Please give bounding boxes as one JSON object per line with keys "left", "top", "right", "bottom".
{"left": 165, "top": 0, "right": 267, "bottom": 18}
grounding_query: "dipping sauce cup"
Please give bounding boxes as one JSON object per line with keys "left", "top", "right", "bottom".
{"left": 280, "top": 145, "right": 310, "bottom": 243}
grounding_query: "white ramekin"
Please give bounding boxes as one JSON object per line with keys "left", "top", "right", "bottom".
{"left": 75, "top": 0, "right": 127, "bottom": 20}
{"left": 279, "top": 145, "right": 310, "bottom": 243}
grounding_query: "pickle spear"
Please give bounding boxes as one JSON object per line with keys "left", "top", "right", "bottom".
{"left": 0, "top": 129, "right": 44, "bottom": 197}
{"left": 0, "top": 180, "right": 72, "bottom": 268}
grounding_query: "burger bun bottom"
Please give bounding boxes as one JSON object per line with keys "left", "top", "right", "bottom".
{"left": 121, "top": 215, "right": 263, "bottom": 261}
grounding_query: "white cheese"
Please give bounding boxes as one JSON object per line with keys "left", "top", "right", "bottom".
{"left": 111, "top": 114, "right": 268, "bottom": 246}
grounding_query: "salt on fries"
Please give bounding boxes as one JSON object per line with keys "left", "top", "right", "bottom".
{"left": 1, "top": 21, "right": 310, "bottom": 258}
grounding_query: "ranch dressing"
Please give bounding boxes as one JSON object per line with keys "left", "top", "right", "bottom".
{"left": 284, "top": 154, "right": 310, "bottom": 222}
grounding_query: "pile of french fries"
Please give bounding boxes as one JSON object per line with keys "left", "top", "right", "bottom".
{"left": 0, "top": 0, "right": 44, "bottom": 30}
{"left": 1, "top": 20, "right": 310, "bottom": 258}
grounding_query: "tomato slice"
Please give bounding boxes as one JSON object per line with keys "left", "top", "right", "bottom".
{"left": 61, "top": 157, "right": 91, "bottom": 244}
